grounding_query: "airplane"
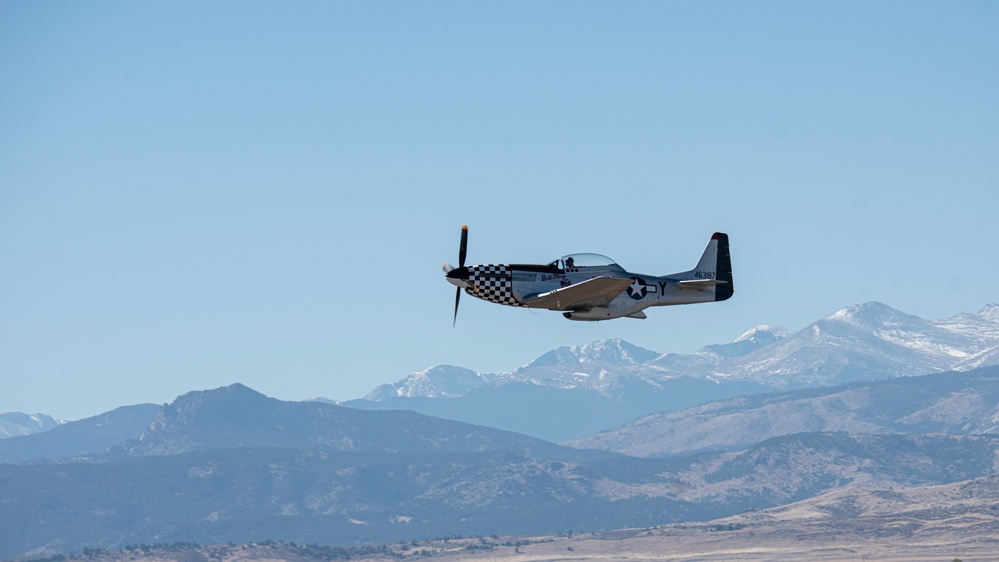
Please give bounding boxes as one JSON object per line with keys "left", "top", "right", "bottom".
{"left": 443, "top": 225, "right": 733, "bottom": 323}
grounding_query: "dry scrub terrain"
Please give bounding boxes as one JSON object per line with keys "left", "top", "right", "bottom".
{"left": 36, "top": 478, "right": 999, "bottom": 562}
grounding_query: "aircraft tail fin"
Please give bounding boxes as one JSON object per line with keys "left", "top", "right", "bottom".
{"left": 686, "top": 232, "right": 734, "bottom": 301}
{"left": 713, "top": 232, "right": 734, "bottom": 301}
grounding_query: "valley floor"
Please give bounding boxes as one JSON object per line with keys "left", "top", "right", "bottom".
{"left": 36, "top": 516, "right": 999, "bottom": 562}
{"left": 445, "top": 524, "right": 999, "bottom": 561}
{"left": 17, "top": 479, "right": 999, "bottom": 562}
{"left": 440, "top": 494, "right": 999, "bottom": 561}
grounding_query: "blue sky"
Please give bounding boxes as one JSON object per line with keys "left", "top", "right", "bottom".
{"left": 2, "top": 2, "right": 997, "bottom": 421}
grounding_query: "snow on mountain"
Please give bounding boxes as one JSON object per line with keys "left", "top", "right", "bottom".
{"left": 364, "top": 365, "right": 500, "bottom": 400}
{"left": 0, "top": 412, "right": 62, "bottom": 439}
{"left": 834, "top": 302, "right": 983, "bottom": 357}
{"left": 734, "top": 324, "right": 794, "bottom": 344}
{"left": 503, "top": 339, "right": 667, "bottom": 394}
{"left": 522, "top": 338, "right": 660, "bottom": 368}
{"left": 700, "top": 325, "right": 792, "bottom": 358}
{"left": 929, "top": 304, "right": 999, "bottom": 348}
{"left": 362, "top": 302, "right": 999, "bottom": 401}
{"left": 954, "top": 343, "right": 999, "bottom": 370}
{"left": 729, "top": 302, "right": 999, "bottom": 388}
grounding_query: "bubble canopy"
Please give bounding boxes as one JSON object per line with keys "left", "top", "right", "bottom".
{"left": 549, "top": 253, "right": 622, "bottom": 269}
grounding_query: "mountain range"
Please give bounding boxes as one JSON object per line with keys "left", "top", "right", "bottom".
{"left": 8, "top": 302, "right": 997, "bottom": 445}
{"left": 3, "top": 301, "right": 999, "bottom": 559}
{"left": 5, "top": 379, "right": 999, "bottom": 559}
{"left": 342, "top": 302, "right": 999, "bottom": 441}
{"left": 369, "top": 302, "right": 999, "bottom": 395}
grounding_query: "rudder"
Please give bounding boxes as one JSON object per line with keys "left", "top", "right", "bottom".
{"left": 713, "top": 232, "right": 734, "bottom": 301}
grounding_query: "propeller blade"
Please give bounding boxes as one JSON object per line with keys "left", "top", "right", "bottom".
{"left": 453, "top": 224, "right": 468, "bottom": 326}
{"left": 458, "top": 224, "right": 468, "bottom": 268}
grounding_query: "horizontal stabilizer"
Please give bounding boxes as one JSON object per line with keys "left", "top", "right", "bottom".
{"left": 521, "top": 276, "right": 634, "bottom": 311}
{"left": 678, "top": 279, "right": 730, "bottom": 290}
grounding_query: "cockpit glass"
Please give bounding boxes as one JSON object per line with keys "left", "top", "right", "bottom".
{"left": 557, "top": 253, "right": 620, "bottom": 268}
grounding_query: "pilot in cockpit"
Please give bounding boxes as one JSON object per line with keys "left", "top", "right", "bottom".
{"left": 565, "top": 257, "right": 575, "bottom": 269}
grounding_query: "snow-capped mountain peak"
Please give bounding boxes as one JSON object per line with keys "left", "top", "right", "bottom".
{"left": 827, "top": 301, "right": 925, "bottom": 329}
{"left": 522, "top": 338, "right": 660, "bottom": 369}
{"left": 364, "top": 365, "right": 498, "bottom": 401}
{"left": 733, "top": 325, "right": 792, "bottom": 343}
{"left": 977, "top": 303, "right": 999, "bottom": 321}
{"left": 700, "top": 325, "right": 791, "bottom": 358}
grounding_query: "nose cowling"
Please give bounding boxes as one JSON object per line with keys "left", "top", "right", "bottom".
{"left": 446, "top": 266, "right": 470, "bottom": 289}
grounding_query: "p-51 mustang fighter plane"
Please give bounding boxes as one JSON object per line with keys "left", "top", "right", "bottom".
{"left": 443, "top": 225, "right": 733, "bottom": 323}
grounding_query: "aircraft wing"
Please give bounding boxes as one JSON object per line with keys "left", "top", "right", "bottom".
{"left": 521, "top": 276, "right": 634, "bottom": 310}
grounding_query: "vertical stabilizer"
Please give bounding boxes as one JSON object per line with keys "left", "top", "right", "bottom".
{"left": 687, "top": 232, "right": 734, "bottom": 302}
{"left": 713, "top": 233, "right": 733, "bottom": 301}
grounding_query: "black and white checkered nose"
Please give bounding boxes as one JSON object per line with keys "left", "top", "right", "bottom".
{"left": 463, "top": 264, "right": 525, "bottom": 307}
{"left": 445, "top": 266, "right": 470, "bottom": 289}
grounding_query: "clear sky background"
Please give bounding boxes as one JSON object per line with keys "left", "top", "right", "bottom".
{"left": 2, "top": 2, "right": 997, "bottom": 421}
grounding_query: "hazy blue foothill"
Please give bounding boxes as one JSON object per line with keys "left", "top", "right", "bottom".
{"left": 345, "top": 376, "right": 773, "bottom": 443}
{"left": 112, "top": 384, "right": 610, "bottom": 463}
{"left": 567, "top": 365, "right": 999, "bottom": 456}
{"left": 0, "top": 404, "right": 159, "bottom": 464}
